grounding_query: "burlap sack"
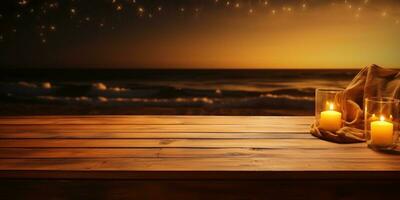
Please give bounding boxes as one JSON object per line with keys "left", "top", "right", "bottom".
{"left": 311, "top": 65, "right": 400, "bottom": 143}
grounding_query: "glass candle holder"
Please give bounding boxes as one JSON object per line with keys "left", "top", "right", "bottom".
{"left": 365, "top": 97, "right": 399, "bottom": 151}
{"left": 315, "top": 88, "right": 344, "bottom": 132}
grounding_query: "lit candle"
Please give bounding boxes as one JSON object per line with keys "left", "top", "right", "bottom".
{"left": 370, "top": 116, "right": 393, "bottom": 146}
{"left": 319, "top": 103, "right": 342, "bottom": 132}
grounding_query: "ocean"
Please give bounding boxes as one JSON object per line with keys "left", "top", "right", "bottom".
{"left": 0, "top": 69, "right": 357, "bottom": 116}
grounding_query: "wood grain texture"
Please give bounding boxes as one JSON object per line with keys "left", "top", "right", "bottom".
{"left": 0, "top": 115, "right": 313, "bottom": 125}
{"left": 1, "top": 157, "right": 400, "bottom": 171}
{"left": 0, "top": 115, "right": 399, "bottom": 180}
{"left": 0, "top": 124, "right": 310, "bottom": 133}
{"left": 0, "top": 138, "right": 359, "bottom": 148}
{"left": 0, "top": 147, "right": 390, "bottom": 159}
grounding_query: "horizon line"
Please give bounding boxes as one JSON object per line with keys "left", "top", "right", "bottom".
{"left": 2, "top": 65, "right": 397, "bottom": 70}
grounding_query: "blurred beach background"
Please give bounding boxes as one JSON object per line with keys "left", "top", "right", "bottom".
{"left": 1, "top": 0, "right": 399, "bottom": 116}
{"left": 0, "top": 69, "right": 356, "bottom": 115}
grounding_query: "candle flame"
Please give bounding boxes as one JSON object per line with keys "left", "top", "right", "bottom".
{"left": 380, "top": 115, "right": 385, "bottom": 121}
{"left": 370, "top": 114, "right": 378, "bottom": 121}
{"left": 329, "top": 103, "right": 334, "bottom": 111}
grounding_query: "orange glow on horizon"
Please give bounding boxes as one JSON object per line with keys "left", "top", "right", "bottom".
{"left": 64, "top": 4, "right": 400, "bottom": 69}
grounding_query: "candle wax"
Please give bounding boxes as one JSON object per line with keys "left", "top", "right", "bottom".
{"left": 319, "top": 110, "right": 342, "bottom": 132}
{"left": 371, "top": 120, "right": 393, "bottom": 146}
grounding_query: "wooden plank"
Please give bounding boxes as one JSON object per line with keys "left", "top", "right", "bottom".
{"left": 0, "top": 115, "right": 399, "bottom": 182}
{"left": 0, "top": 115, "right": 314, "bottom": 125}
{"left": 0, "top": 147, "right": 394, "bottom": 159}
{"left": 1, "top": 170, "right": 400, "bottom": 180}
{"left": 0, "top": 157, "right": 400, "bottom": 171}
{"left": 0, "top": 124, "right": 310, "bottom": 133}
{"left": 0, "top": 138, "right": 361, "bottom": 148}
{"left": 0, "top": 132, "right": 313, "bottom": 139}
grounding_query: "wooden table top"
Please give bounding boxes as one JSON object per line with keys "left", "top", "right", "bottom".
{"left": 0, "top": 115, "right": 399, "bottom": 180}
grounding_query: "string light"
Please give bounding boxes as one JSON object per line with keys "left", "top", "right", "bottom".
{"left": 18, "top": 0, "right": 28, "bottom": 6}
{"left": 0, "top": 0, "right": 398, "bottom": 44}
{"left": 138, "top": 7, "right": 144, "bottom": 13}
{"left": 282, "top": 6, "right": 293, "bottom": 12}
{"left": 116, "top": 5, "right": 123, "bottom": 11}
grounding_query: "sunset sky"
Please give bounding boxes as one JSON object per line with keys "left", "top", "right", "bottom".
{"left": 1, "top": 0, "right": 400, "bottom": 69}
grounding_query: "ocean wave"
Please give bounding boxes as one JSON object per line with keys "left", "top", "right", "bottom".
{"left": 0, "top": 70, "right": 355, "bottom": 115}
{"left": 17, "top": 81, "right": 52, "bottom": 89}
{"left": 0, "top": 82, "right": 53, "bottom": 96}
{"left": 0, "top": 76, "right": 334, "bottom": 112}
{"left": 1, "top": 79, "right": 321, "bottom": 99}
{"left": 260, "top": 93, "right": 314, "bottom": 101}
{"left": 92, "top": 82, "right": 128, "bottom": 92}
{"left": 36, "top": 95, "right": 215, "bottom": 107}
{"left": 31, "top": 92, "right": 313, "bottom": 110}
